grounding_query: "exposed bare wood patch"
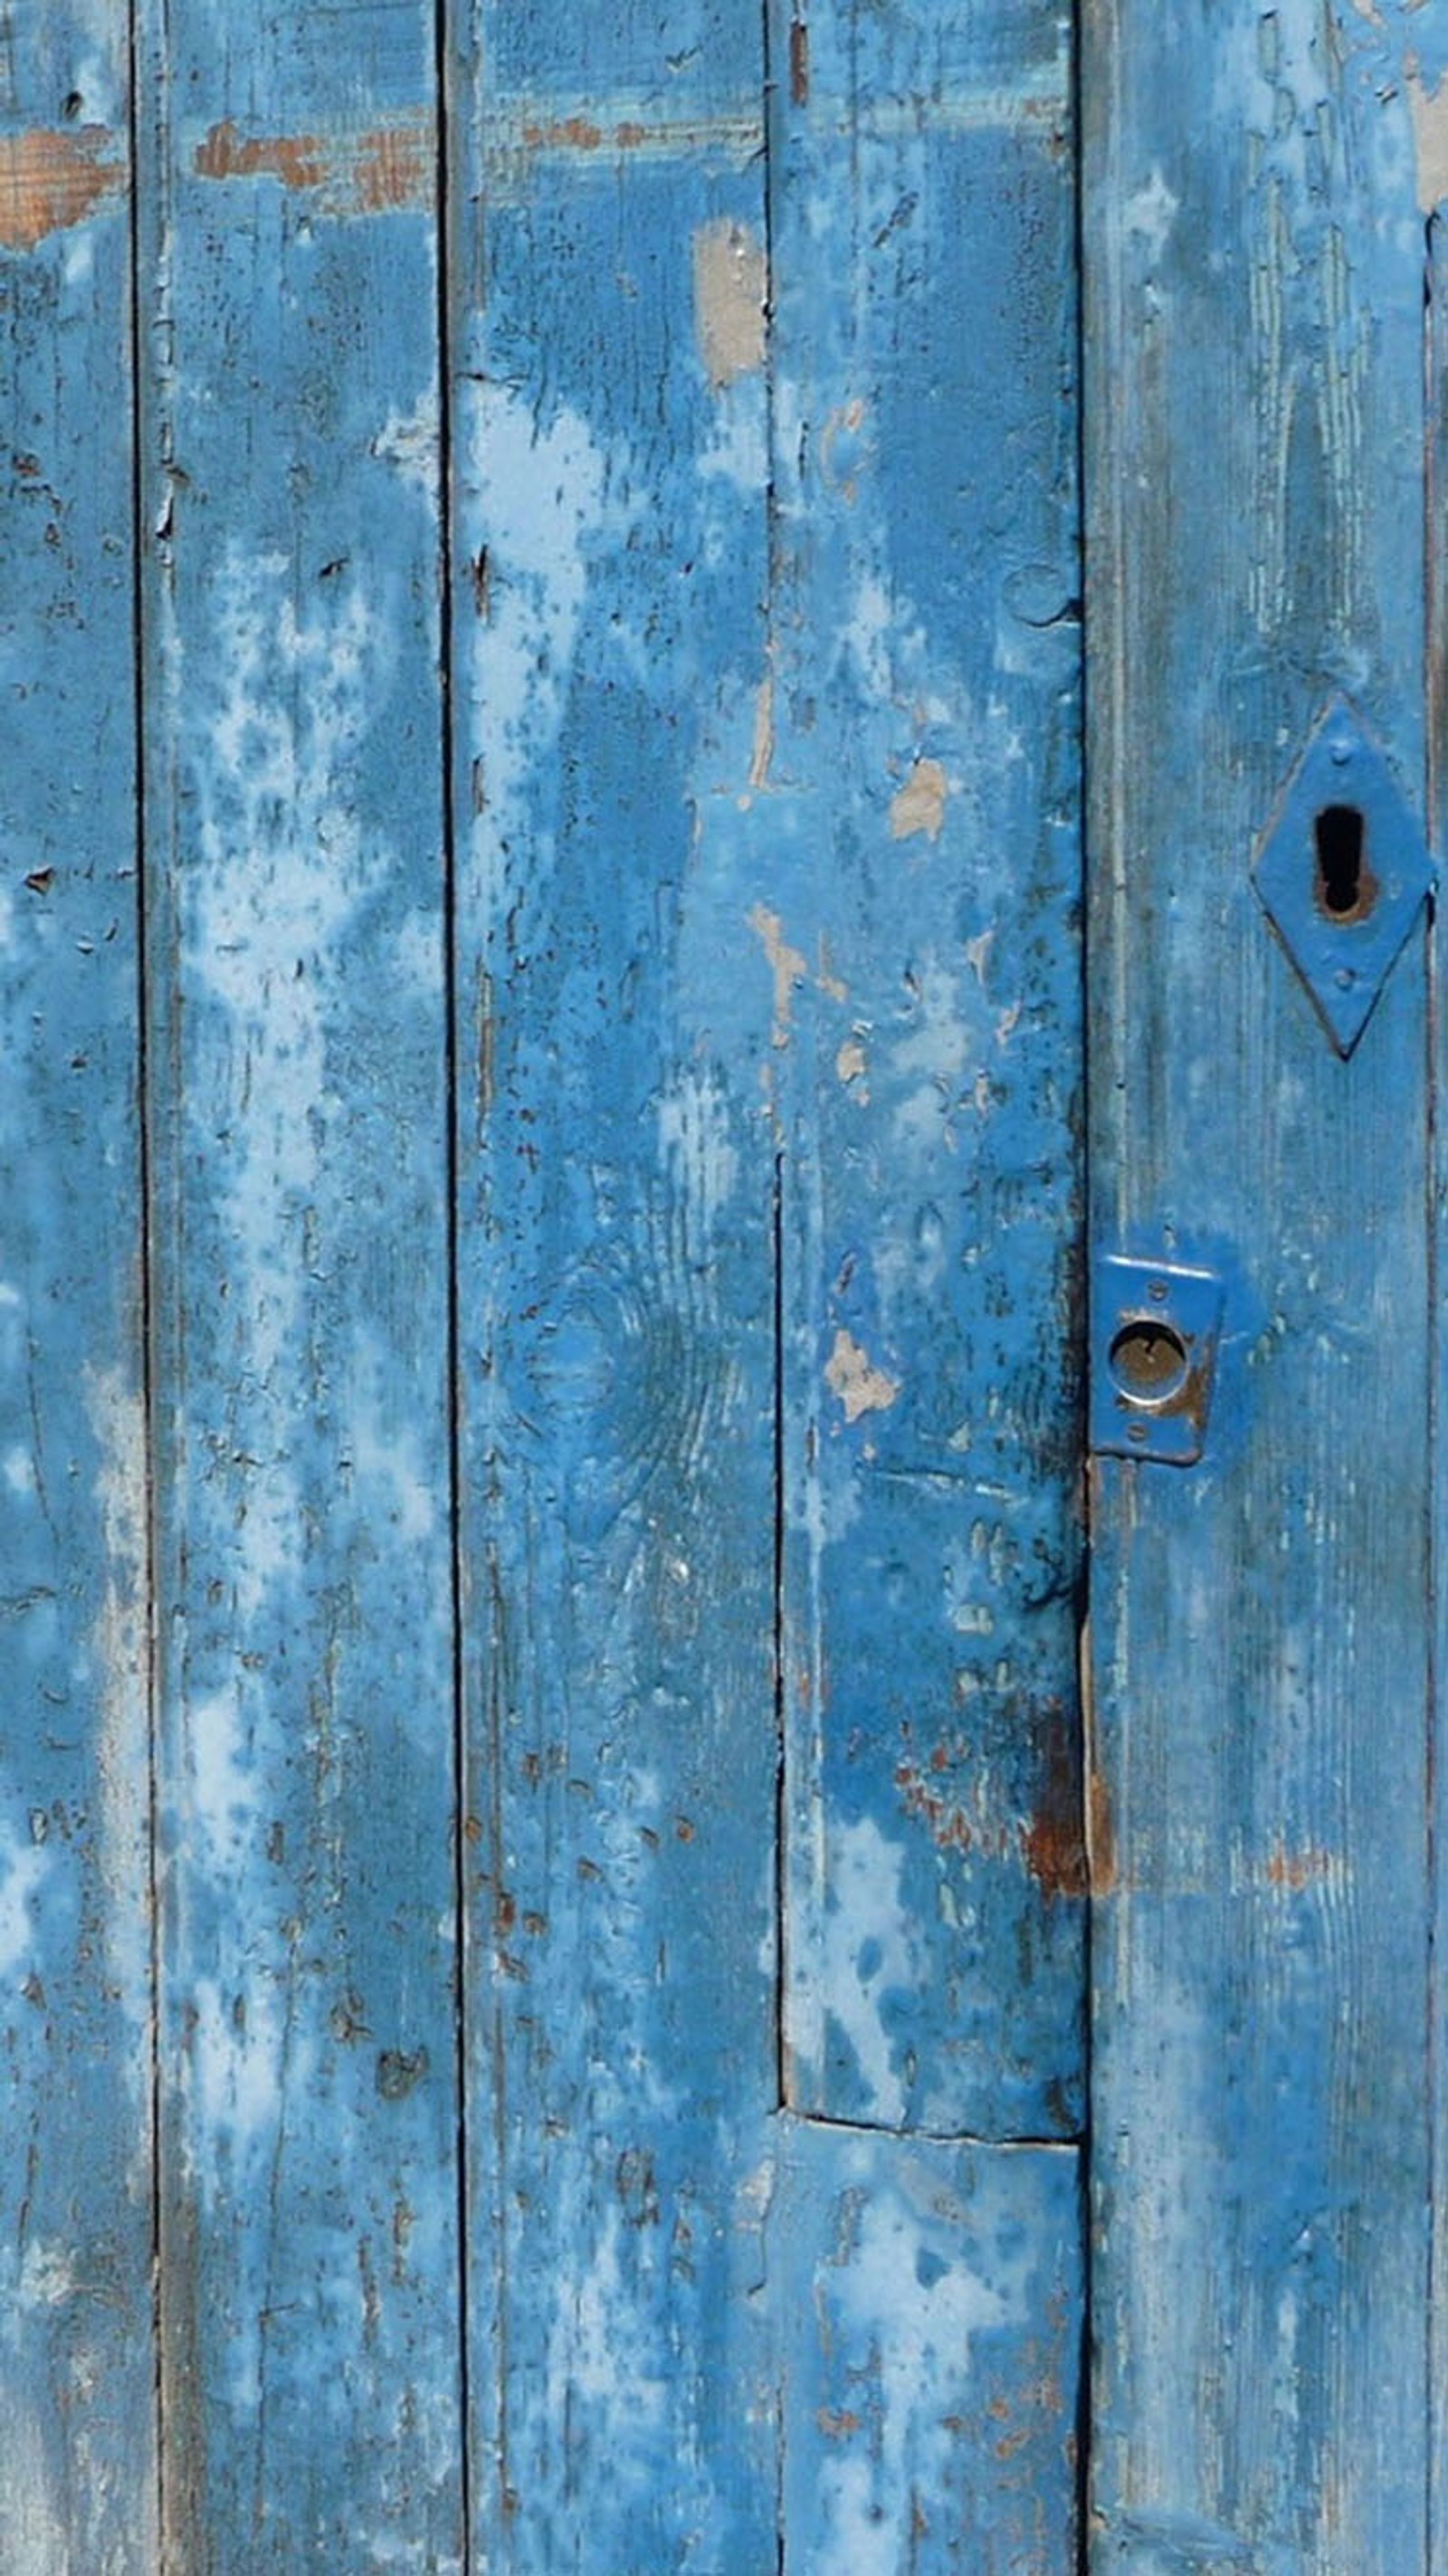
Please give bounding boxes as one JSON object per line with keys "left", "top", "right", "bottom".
{"left": 0, "top": 128, "right": 125, "bottom": 249}
{"left": 192, "top": 114, "right": 433, "bottom": 214}
{"left": 692, "top": 217, "right": 767, "bottom": 388}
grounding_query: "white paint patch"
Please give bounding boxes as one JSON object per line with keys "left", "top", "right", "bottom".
{"left": 186, "top": 1969, "right": 307, "bottom": 2229}
{"left": 814, "top": 2167, "right": 1020, "bottom": 2571}
{"left": 18, "top": 2242, "right": 80, "bottom": 2312}
{"left": 342, "top": 1335, "right": 439, "bottom": 1545}
{"left": 0, "top": 1817, "right": 49, "bottom": 1980}
{"left": 188, "top": 546, "right": 399, "bottom": 1613}
{"left": 84, "top": 1363, "right": 152, "bottom": 2067}
{"left": 461, "top": 384, "right": 606, "bottom": 875}
{"left": 824, "top": 1329, "right": 900, "bottom": 1424}
{"left": 889, "top": 960, "right": 996, "bottom": 1154}
{"left": 370, "top": 384, "right": 440, "bottom": 496}
{"left": 658, "top": 1069, "right": 739, "bottom": 1241}
{"left": 817, "top": 1817, "right": 917, "bottom": 2124}
{"left": 1124, "top": 166, "right": 1179, "bottom": 254}
{"left": 691, "top": 218, "right": 767, "bottom": 389}
{"left": 3, "top": 1445, "right": 34, "bottom": 1496}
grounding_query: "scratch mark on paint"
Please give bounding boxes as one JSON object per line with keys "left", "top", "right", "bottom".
{"left": 692, "top": 218, "right": 767, "bottom": 389}
{"left": 192, "top": 114, "right": 433, "bottom": 215}
{"left": 889, "top": 757, "right": 948, "bottom": 844}
{"left": 748, "top": 902, "right": 807, "bottom": 1046}
{"left": 824, "top": 1328, "right": 900, "bottom": 1424}
{"left": 0, "top": 128, "right": 125, "bottom": 249}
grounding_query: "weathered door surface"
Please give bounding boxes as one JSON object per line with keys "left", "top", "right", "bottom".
{"left": 1, "top": 0, "right": 1443, "bottom": 2567}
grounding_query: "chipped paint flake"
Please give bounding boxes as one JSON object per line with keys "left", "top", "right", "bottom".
{"left": 0, "top": 128, "right": 125, "bottom": 250}
{"left": 748, "top": 668, "right": 775, "bottom": 788}
{"left": 889, "top": 756, "right": 948, "bottom": 843}
{"left": 748, "top": 902, "right": 807, "bottom": 1046}
{"left": 371, "top": 386, "right": 440, "bottom": 495}
{"left": 825, "top": 1328, "right": 900, "bottom": 1424}
{"left": 1408, "top": 61, "right": 1448, "bottom": 214}
{"left": 692, "top": 218, "right": 767, "bottom": 390}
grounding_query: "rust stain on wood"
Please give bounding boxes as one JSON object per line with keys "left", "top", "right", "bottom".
{"left": 0, "top": 129, "right": 126, "bottom": 249}
{"left": 1022, "top": 1704, "right": 1088, "bottom": 1901}
{"left": 192, "top": 116, "right": 433, "bottom": 213}
{"left": 1087, "top": 1768, "right": 1117, "bottom": 1897}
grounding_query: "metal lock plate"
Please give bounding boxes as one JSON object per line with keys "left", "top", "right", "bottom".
{"left": 1091, "top": 1255, "right": 1225, "bottom": 1466}
{"left": 1253, "top": 698, "right": 1434, "bottom": 1057}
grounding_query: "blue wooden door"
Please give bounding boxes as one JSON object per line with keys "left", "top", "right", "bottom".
{"left": 2, "top": 0, "right": 1438, "bottom": 2567}
{"left": 1084, "top": 4, "right": 1447, "bottom": 2564}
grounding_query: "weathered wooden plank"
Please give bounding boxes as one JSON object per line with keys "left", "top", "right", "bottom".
{"left": 0, "top": 14, "right": 156, "bottom": 2568}
{"left": 135, "top": 4, "right": 463, "bottom": 2561}
{"left": 767, "top": 0, "right": 1085, "bottom": 2140}
{"left": 1085, "top": 4, "right": 1432, "bottom": 2562}
{"left": 775, "top": 2121, "right": 1081, "bottom": 2572}
{"left": 1428, "top": 100, "right": 1448, "bottom": 2576}
{"left": 449, "top": 7, "right": 779, "bottom": 2562}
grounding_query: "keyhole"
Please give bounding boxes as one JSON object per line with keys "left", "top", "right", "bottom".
{"left": 1109, "top": 1318, "right": 1189, "bottom": 1407}
{"left": 1314, "top": 804, "right": 1372, "bottom": 920}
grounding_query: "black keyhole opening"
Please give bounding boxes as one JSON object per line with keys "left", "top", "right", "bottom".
{"left": 1314, "top": 804, "right": 1372, "bottom": 920}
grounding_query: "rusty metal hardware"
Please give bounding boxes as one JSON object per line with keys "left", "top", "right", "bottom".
{"left": 1091, "top": 1255, "right": 1224, "bottom": 1466}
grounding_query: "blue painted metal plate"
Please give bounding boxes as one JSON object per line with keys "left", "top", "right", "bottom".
{"left": 1254, "top": 696, "right": 1433, "bottom": 1057}
{"left": 1091, "top": 1254, "right": 1224, "bottom": 1467}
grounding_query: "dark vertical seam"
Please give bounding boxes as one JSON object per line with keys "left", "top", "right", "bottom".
{"left": 760, "top": 0, "right": 788, "bottom": 2132}
{"left": 126, "top": 0, "right": 167, "bottom": 2559}
{"left": 761, "top": 8, "right": 790, "bottom": 2567}
{"left": 1424, "top": 205, "right": 1439, "bottom": 2576}
{"left": 433, "top": 0, "right": 472, "bottom": 2560}
{"left": 1071, "top": 5, "right": 1094, "bottom": 2567}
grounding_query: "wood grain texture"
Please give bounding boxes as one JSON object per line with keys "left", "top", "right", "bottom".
{"left": 448, "top": 5, "right": 780, "bottom": 2562}
{"left": 1085, "top": 4, "right": 1433, "bottom": 2562}
{"left": 775, "top": 2121, "right": 1081, "bottom": 2572}
{"left": 135, "top": 3, "right": 463, "bottom": 2561}
{"left": 0, "top": 9, "right": 156, "bottom": 2567}
{"left": 1429, "top": 124, "right": 1448, "bottom": 2576}
{"left": 767, "top": 0, "right": 1086, "bottom": 2142}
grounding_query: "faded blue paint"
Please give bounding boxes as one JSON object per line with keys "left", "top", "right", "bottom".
{"left": 9, "top": 0, "right": 1103, "bottom": 2562}
{"left": 450, "top": 7, "right": 781, "bottom": 2562}
{"left": 136, "top": 0, "right": 463, "bottom": 2561}
{"left": 0, "top": 9, "right": 156, "bottom": 2562}
{"left": 767, "top": 0, "right": 1086, "bottom": 2142}
{"left": 775, "top": 2121, "right": 1081, "bottom": 2571}
{"left": 1086, "top": 1, "right": 1435, "bottom": 2564}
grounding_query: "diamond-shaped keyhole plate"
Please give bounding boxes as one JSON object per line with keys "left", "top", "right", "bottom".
{"left": 1253, "top": 699, "right": 1434, "bottom": 1056}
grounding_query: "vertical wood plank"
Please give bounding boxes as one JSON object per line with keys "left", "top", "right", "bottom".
{"left": 135, "top": 6, "right": 463, "bottom": 2561}
{"left": 0, "top": 11, "right": 157, "bottom": 2565}
{"left": 449, "top": 10, "right": 780, "bottom": 2563}
{"left": 767, "top": 0, "right": 1087, "bottom": 2143}
{"left": 1085, "top": 4, "right": 1432, "bottom": 2562}
{"left": 1428, "top": 75, "right": 1448, "bottom": 2570}
{"left": 774, "top": 2123, "right": 1081, "bottom": 2573}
